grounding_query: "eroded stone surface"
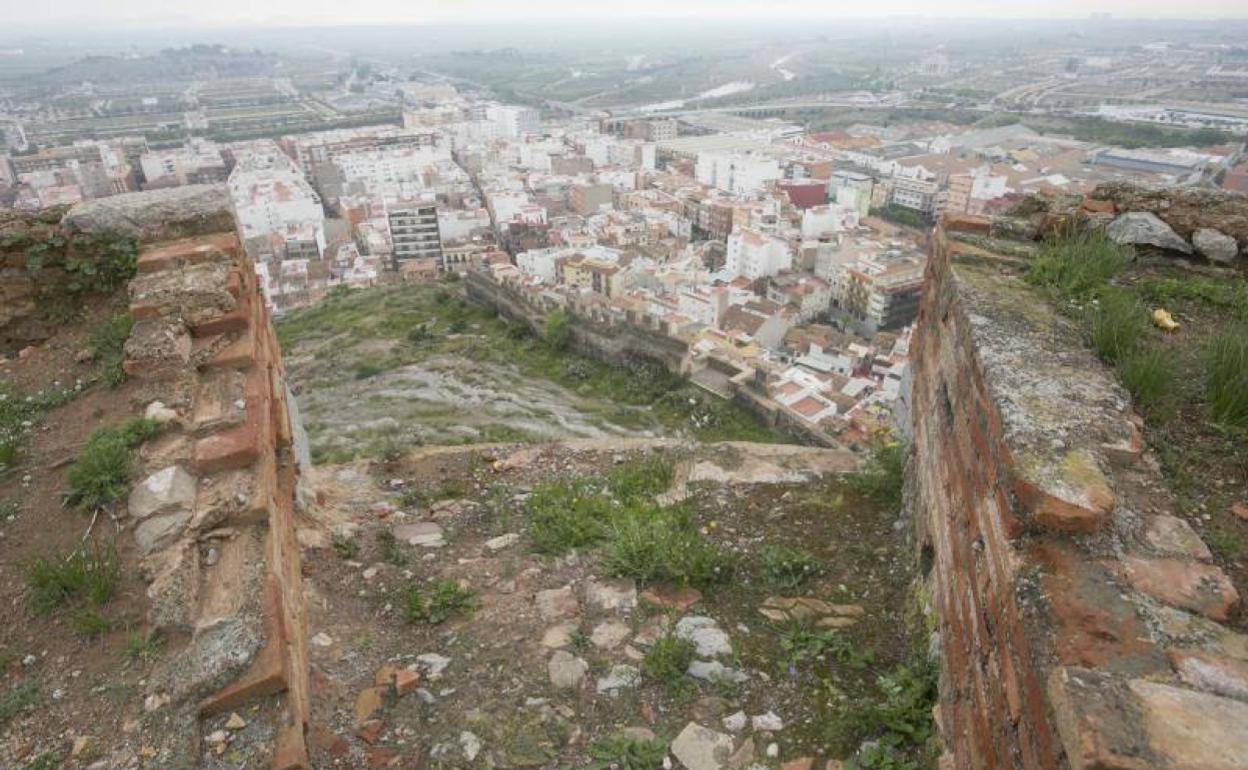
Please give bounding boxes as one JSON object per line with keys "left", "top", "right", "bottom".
{"left": 671, "top": 722, "right": 735, "bottom": 770}
{"left": 1129, "top": 679, "right": 1248, "bottom": 769}
{"left": 1106, "top": 211, "right": 1192, "bottom": 254}
{"left": 129, "top": 465, "right": 197, "bottom": 521}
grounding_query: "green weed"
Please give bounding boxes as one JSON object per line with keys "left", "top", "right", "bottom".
{"left": 544, "top": 309, "right": 572, "bottom": 351}
{"left": 331, "top": 533, "right": 360, "bottom": 560}
{"left": 640, "top": 636, "right": 696, "bottom": 692}
{"left": 89, "top": 312, "right": 134, "bottom": 387}
{"left": 845, "top": 441, "right": 906, "bottom": 510}
{"left": 400, "top": 579, "right": 478, "bottom": 625}
{"left": 845, "top": 659, "right": 939, "bottom": 770}
{"left": 528, "top": 477, "right": 614, "bottom": 554}
{"left": 760, "top": 545, "right": 825, "bottom": 590}
{"left": 25, "top": 542, "right": 121, "bottom": 615}
{"left": 779, "top": 625, "right": 872, "bottom": 671}
{"left": 588, "top": 732, "right": 669, "bottom": 770}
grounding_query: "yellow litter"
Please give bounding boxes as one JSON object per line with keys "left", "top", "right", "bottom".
{"left": 1152, "top": 308, "right": 1180, "bottom": 332}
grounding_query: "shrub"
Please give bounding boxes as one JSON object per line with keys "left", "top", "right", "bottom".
{"left": 1119, "top": 347, "right": 1174, "bottom": 417}
{"left": 543, "top": 309, "right": 572, "bottom": 352}
{"left": 400, "top": 579, "right": 477, "bottom": 624}
{"left": 354, "top": 361, "right": 385, "bottom": 379}
{"left": 640, "top": 636, "right": 696, "bottom": 691}
{"left": 25, "top": 542, "right": 121, "bottom": 615}
{"left": 1088, "top": 290, "right": 1144, "bottom": 364}
{"left": 1027, "top": 231, "right": 1131, "bottom": 298}
{"left": 588, "top": 732, "right": 669, "bottom": 770}
{"left": 760, "top": 545, "right": 824, "bottom": 590}
{"left": 66, "top": 418, "right": 160, "bottom": 511}
{"left": 846, "top": 441, "right": 906, "bottom": 510}
{"left": 1207, "top": 330, "right": 1248, "bottom": 427}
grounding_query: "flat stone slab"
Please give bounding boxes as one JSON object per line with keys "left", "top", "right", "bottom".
{"left": 671, "top": 722, "right": 735, "bottom": 770}
{"left": 393, "top": 521, "right": 445, "bottom": 548}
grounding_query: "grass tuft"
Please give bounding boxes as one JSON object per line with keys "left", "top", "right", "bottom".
{"left": 66, "top": 418, "right": 161, "bottom": 511}
{"left": 124, "top": 629, "right": 164, "bottom": 664}
{"left": 1026, "top": 230, "right": 1131, "bottom": 298}
{"left": 25, "top": 542, "right": 121, "bottom": 615}
{"left": 1207, "top": 329, "right": 1248, "bottom": 427}
{"left": 71, "top": 608, "right": 117, "bottom": 638}
{"left": 1118, "top": 347, "right": 1174, "bottom": 418}
{"left": 1087, "top": 289, "right": 1144, "bottom": 364}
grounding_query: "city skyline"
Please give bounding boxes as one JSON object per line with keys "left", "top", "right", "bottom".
{"left": 5, "top": 0, "right": 1248, "bottom": 29}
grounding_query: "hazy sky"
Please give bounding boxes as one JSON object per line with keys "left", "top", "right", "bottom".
{"left": 4, "top": 0, "right": 1247, "bottom": 27}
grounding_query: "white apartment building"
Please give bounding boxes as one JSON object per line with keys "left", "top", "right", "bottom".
{"left": 801, "top": 204, "right": 858, "bottom": 240}
{"left": 228, "top": 143, "right": 326, "bottom": 262}
{"left": 725, "top": 228, "right": 793, "bottom": 280}
{"left": 387, "top": 198, "right": 443, "bottom": 267}
{"left": 140, "top": 140, "right": 227, "bottom": 188}
{"left": 486, "top": 105, "right": 540, "bottom": 138}
{"left": 695, "top": 152, "right": 782, "bottom": 196}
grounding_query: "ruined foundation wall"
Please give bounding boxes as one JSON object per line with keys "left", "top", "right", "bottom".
{"left": 64, "top": 188, "right": 310, "bottom": 769}
{"left": 464, "top": 269, "right": 692, "bottom": 372}
{"left": 911, "top": 219, "right": 1248, "bottom": 770}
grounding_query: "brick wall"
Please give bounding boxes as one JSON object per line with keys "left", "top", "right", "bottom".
{"left": 124, "top": 233, "right": 310, "bottom": 768}
{"left": 911, "top": 220, "right": 1248, "bottom": 770}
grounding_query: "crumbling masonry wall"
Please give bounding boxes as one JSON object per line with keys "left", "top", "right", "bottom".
{"left": 64, "top": 186, "right": 310, "bottom": 769}
{"left": 910, "top": 219, "right": 1248, "bottom": 770}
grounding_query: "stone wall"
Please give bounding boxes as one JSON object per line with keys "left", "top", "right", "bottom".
{"left": 910, "top": 219, "right": 1247, "bottom": 770}
{"left": 464, "top": 269, "right": 692, "bottom": 373}
{"left": 65, "top": 194, "right": 311, "bottom": 769}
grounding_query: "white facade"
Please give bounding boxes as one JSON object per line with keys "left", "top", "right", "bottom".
{"left": 695, "top": 152, "right": 782, "bottom": 196}
{"left": 486, "top": 105, "right": 540, "bottom": 138}
{"left": 801, "top": 204, "right": 858, "bottom": 240}
{"left": 725, "top": 229, "right": 793, "bottom": 280}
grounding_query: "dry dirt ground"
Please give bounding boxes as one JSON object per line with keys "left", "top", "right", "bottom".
{"left": 0, "top": 296, "right": 171, "bottom": 769}
{"left": 293, "top": 440, "right": 918, "bottom": 770}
